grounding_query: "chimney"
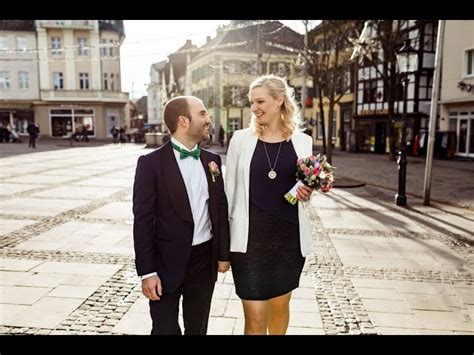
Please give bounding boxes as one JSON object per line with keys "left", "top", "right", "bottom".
{"left": 206, "top": 36, "right": 211, "bottom": 43}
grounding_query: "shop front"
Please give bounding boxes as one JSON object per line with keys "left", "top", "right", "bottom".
{"left": 449, "top": 109, "right": 474, "bottom": 158}
{"left": 355, "top": 112, "right": 423, "bottom": 155}
{"left": 0, "top": 109, "right": 34, "bottom": 135}
{"left": 50, "top": 108, "right": 95, "bottom": 138}
{"left": 354, "top": 116, "right": 390, "bottom": 154}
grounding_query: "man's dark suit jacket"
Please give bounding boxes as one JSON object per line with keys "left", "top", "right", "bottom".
{"left": 133, "top": 141, "right": 230, "bottom": 292}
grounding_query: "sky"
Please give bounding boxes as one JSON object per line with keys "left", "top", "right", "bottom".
{"left": 120, "top": 20, "right": 316, "bottom": 100}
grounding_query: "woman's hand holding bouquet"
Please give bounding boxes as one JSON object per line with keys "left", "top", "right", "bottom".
{"left": 284, "top": 154, "right": 335, "bottom": 205}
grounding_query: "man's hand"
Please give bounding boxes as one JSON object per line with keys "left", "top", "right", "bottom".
{"left": 218, "top": 261, "right": 231, "bottom": 273}
{"left": 141, "top": 275, "right": 162, "bottom": 301}
{"left": 296, "top": 184, "right": 313, "bottom": 202}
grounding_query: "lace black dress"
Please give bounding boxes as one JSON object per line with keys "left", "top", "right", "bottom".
{"left": 231, "top": 139, "right": 305, "bottom": 300}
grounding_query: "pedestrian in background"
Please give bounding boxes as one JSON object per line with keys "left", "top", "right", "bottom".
{"left": 219, "top": 125, "right": 225, "bottom": 148}
{"left": 111, "top": 125, "right": 119, "bottom": 145}
{"left": 27, "top": 122, "right": 39, "bottom": 149}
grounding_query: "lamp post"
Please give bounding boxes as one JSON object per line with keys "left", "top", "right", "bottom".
{"left": 395, "top": 38, "right": 418, "bottom": 206}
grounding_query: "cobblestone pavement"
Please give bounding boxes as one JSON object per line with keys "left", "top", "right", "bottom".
{"left": 0, "top": 142, "right": 473, "bottom": 335}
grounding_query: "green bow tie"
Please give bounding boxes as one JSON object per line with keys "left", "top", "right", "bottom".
{"left": 172, "top": 142, "right": 201, "bottom": 160}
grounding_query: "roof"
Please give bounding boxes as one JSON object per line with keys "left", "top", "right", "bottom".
{"left": 193, "top": 20, "right": 303, "bottom": 61}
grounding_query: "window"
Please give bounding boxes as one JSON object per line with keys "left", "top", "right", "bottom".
{"left": 343, "top": 110, "right": 351, "bottom": 123}
{"left": 466, "top": 49, "right": 474, "bottom": 76}
{"left": 0, "top": 71, "right": 10, "bottom": 89}
{"left": 423, "top": 22, "right": 437, "bottom": 52}
{"left": 51, "top": 109, "right": 72, "bottom": 137}
{"left": 100, "top": 39, "right": 107, "bottom": 56}
{"left": 228, "top": 118, "right": 240, "bottom": 135}
{"left": 18, "top": 71, "right": 29, "bottom": 89}
{"left": 269, "top": 62, "right": 290, "bottom": 76}
{"left": 50, "top": 108, "right": 95, "bottom": 138}
{"left": 53, "top": 72, "right": 63, "bottom": 90}
{"left": 223, "top": 85, "right": 247, "bottom": 107}
{"left": 224, "top": 60, "right": 240, "bottom": 75}
{"left": 51, "top": 37, "right": 61, "bottom": 54}
{"left": 74, "top": 109, "right": 95, "bottom": 137}
{"left": 103, "top": 73, "right": 108, "bottom": 90}
{"left": 110, "top": 73, "right": 114, "bottom": 91}
{"left": 0, "top": 36, "right": 7, "bottom": 50}
{"left": 363, "top": 80, "right": 378, "bottom": 103}
{"left": 343, "top": 67, "right": 352, "bottom": 93}
{"left": 79, "top": 72, "right": 89, "bottom": 90}
{"left": 16, "top": 36, "right": 27, "bottom": 51}
{"left": 109, "top": 39, "right": 114, "bottom": 56}
{"left": 418, "top": 70, "right": 433, "bottom": 100}
{"left": 77, "top": 37, "right": 87, "bottom": 56}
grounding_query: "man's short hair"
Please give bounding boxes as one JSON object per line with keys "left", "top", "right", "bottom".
{"left": 163, "top": 96, "right": 191, "bottom": 133}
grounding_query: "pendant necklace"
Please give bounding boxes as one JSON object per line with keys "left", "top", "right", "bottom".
{"left": 263, "top": 141, "right": 283, "bottom": 180}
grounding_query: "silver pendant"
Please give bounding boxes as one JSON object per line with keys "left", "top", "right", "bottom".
{"left": 268, "top": 170, "right": 277, "bottom": 179}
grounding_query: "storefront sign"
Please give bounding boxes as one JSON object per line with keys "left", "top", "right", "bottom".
{"left": 359, "top": 109, "right": 388, "bottom": 116}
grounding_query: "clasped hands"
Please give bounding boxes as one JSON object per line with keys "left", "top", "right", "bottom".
{"left": 142, "top": 261, "right": 231, "bottom": 301}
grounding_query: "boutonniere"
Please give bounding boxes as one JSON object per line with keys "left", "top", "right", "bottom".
{"left": 208, "top": 161, "right": 221, "bottom": 182}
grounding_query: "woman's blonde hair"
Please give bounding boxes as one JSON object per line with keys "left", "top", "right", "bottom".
{"left": 248, "top": 74, "right": 301, "bottom": 139}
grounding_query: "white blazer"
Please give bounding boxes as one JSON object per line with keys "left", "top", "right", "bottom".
{"left": 225, "top": 127, "right": 313, "bottom": 257}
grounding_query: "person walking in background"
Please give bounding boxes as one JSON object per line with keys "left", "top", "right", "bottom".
{"left": 27, "top": 121, "right": 39, "bottom": 149}
{"left": 133, "top": 95, "right": 230, "bottom": 335}
{"left": 81, "top": 124, "right": 89, "bottom": 142}
{"left": 119, "top": 126, "right": 126, "bottom": 145}
{"left": 225, "top": 75, "right": 314, "bottom": 335}
{"left": 219, "top": 125, "right": 225, "bottom": 148}
{"left": 111, "top": 125, "right": 119, "bottom": 145}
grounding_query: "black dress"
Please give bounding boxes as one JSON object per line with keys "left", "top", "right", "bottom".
{"left": 231, "top": 139, "right": 305, "bottom": 300}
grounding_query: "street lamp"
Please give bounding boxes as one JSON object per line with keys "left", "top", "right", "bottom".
{"left": 395, "top": 38, "right": 418, "bottom": 206}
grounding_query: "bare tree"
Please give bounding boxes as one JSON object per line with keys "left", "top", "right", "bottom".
{"left": 305, "top": 20, "right": 359, "bottom": 163}
{"left": 347, "top": 20, "right": 410, "bottom": 159}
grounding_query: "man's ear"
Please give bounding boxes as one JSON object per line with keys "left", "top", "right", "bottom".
{"left": 178, "top": 116, "right": 187, "bottom": 127}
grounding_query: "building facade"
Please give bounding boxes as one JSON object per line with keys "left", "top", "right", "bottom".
{"left": 0, "top": 20, "right": 39, "bottom": 135}
{"left": 187, "top": 21, "right": 305, "bottom": 143}
{"left": 34, "top": 20, "right": 128, "bottom": 139}
{"left": 147, "top": 61, "right": 165, "bottom": 125}
{"left": 147, "top": 40, "right": 197, "bottom": 131}
{"left": 439, "top": 20, "right": 474, "bottom": 159}
{"left": 308, "top": 20, "right": 358, "bottom": 151}
{"left": 352, "top": 20, "right": 438, "bottom": 155}
{"left": 0, "top": 20, "right": 129, "bottom": 139}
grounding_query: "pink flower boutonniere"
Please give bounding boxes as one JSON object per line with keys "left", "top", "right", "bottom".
{"left": 208, "top": 161, "right": 221, "bottom": 182}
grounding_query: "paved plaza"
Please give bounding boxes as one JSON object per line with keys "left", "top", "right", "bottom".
{"left": 0, "top": 142, "right": 473, "bottom": 335}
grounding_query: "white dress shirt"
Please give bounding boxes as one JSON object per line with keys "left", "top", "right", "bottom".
{"left": 142, "top": 137, "right": 212, "bottom": 280}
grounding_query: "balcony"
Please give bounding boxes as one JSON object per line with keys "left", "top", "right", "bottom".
{"left": 38, "top": 20, "right": 95, "bottom": 30}
{"left": 41, "top": 90, "right": 128, "bottom": 103}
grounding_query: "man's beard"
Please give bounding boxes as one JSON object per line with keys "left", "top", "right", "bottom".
{"left": 189, "top": 125, "right": 209, "bottom": 143}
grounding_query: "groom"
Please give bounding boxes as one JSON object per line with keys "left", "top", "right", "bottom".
{"left": 133, "top": 96, "right": 230, "bottom": 335}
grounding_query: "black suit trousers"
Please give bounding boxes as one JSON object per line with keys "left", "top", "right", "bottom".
{"left": 149, "top": 239, "right": 215, "bottom": 335}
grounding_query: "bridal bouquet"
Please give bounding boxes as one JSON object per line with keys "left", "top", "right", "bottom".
{"left": 284, "top": 154, "right": 335, "bottom": 205}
